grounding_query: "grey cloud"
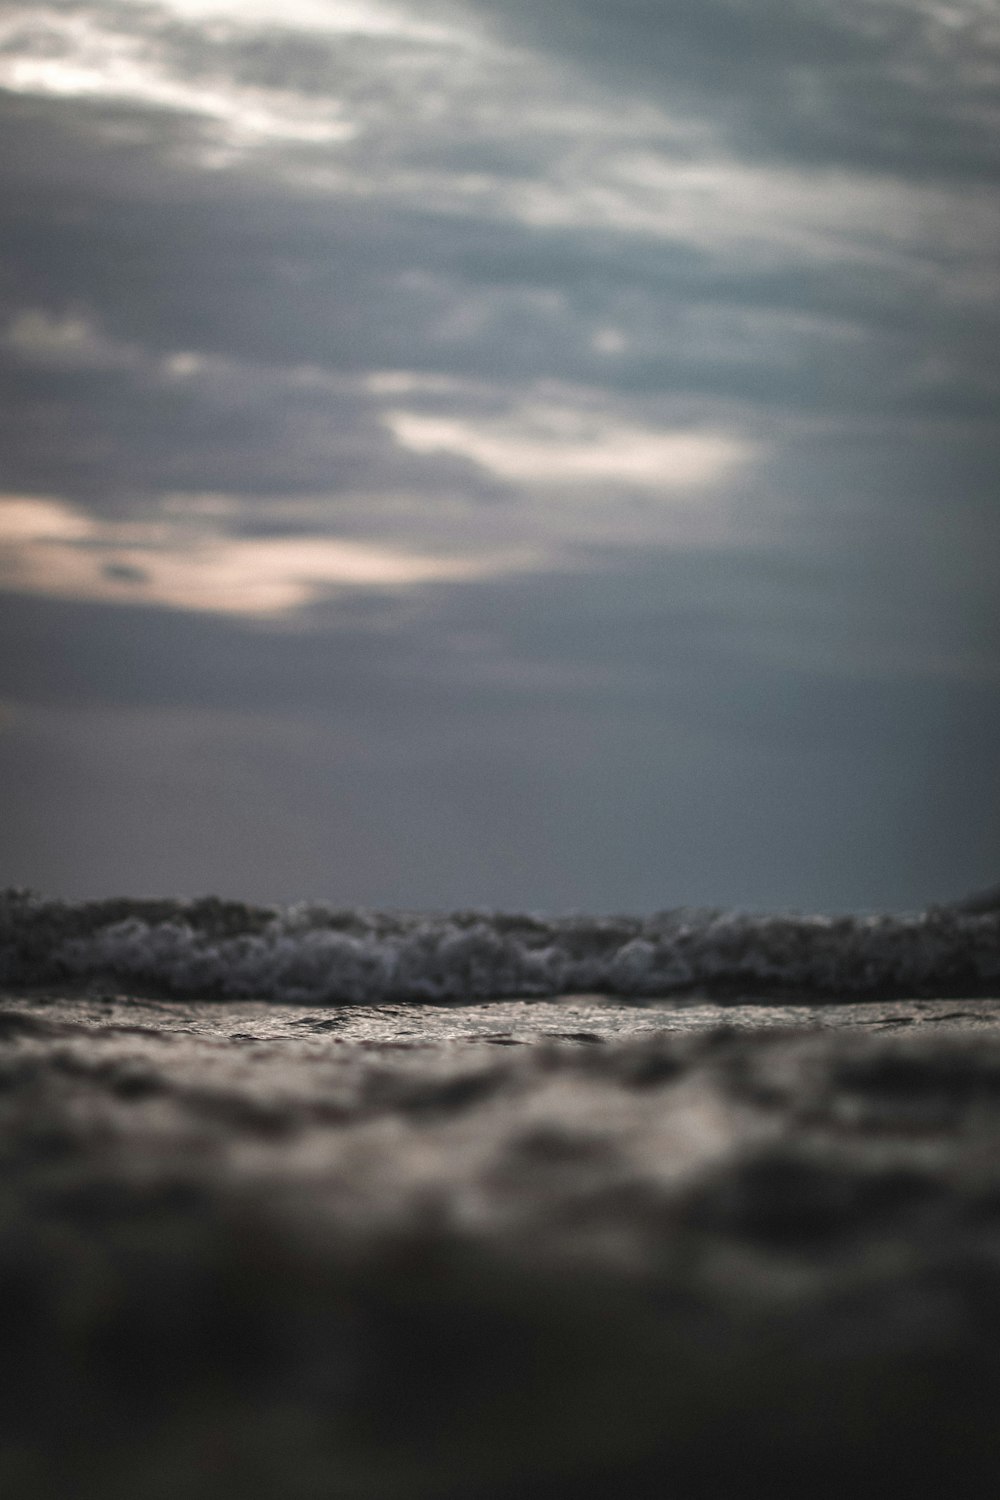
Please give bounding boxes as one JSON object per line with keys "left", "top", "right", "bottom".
{"left": 467, "top": 0, "right": 1000, "bottom": 181}
{"left": 0, "top": 556, "right": 997, "bottom": 911}
{"left": 2, "top": 123, "right": 995, "bottom": 536}
{"left": 0, "top": 0, "right": 582, "bottom": 193}
{"left": 0, "top": 506, "right": 992, "bottom": 723}
{"left": 0, "top": 0, "right": 997, "bottom": 912}
{"left": 3, "top": 21, "right": 996, "bottom": 512}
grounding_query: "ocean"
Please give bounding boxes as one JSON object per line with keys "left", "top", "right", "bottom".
{"left": 2, "top": 890, "right": 1000, "bottom": 1497}
{"left": 3, "top": 889, "right": 999, "bottom": 1001}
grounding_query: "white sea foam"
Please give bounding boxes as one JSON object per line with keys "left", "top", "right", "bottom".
{"left": 2, "top": 891, "right": 998, "bottom": 1002}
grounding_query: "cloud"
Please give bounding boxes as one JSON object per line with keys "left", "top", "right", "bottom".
{"left": 0, "top": 4, "right": 357, "bottom": 159}
{"left": 466, "top": 0, "right": 1000, "bottom": 182}
{"left": 384, "top": 404, "right": 757, "bottom": 489}
{"left": 160, "top": 0, "right": 462, "bottom": 42}
{"left": 0, "top": 493, "right": 528, "bottom": 615}
{"left": 2, "top": 546, "right": 997, "bottom": 909}
{"left": 3, "top": 306, "right": 142, "bottom": 369}
{"left": 0, "top": 0, "right": 996, "bottom": 910}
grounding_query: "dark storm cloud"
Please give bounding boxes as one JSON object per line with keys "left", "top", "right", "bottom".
{"left": 468, "top": 0, "right": 1000, "bottom": 181}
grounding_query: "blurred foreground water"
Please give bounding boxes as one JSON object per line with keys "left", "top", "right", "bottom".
{"left": 4, "top": 990, "right": 1000, "bottom": 1497}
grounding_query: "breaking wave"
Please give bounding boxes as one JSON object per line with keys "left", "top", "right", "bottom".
{"left": 2, "top": 890, "right": 998, "bottom": 1003}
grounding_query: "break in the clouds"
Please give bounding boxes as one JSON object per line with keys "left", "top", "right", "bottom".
{"left": 0, "top": 0, "right": 997, "bottom": 910}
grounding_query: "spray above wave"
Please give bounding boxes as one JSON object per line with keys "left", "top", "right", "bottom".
{"left": 2, "top": 890, "right": 998, "bottom": 1003}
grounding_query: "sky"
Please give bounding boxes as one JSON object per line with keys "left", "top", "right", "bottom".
{"left": 0, "top": 0, "right": 997, "bottom": 913}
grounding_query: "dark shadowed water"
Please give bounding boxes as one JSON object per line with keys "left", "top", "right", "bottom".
{"left": 4, "top": 989, "right": 1000, "bottom": 1497}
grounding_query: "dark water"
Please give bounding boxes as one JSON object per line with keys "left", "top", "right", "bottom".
{"left": 4, "top": 990, "right": 1000, "bottom": 1497}
{"left": 3, "top": 889, "right": 999, "bottom": 1000}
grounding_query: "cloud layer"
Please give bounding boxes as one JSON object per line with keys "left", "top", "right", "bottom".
{"left": 0, "top": 0, "right": 997, "bottom": 909}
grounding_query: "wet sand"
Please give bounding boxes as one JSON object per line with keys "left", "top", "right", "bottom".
{"left": 4, "top": 992, "right": 1000, "bottom": 1497}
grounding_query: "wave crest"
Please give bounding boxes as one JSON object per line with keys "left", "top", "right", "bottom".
{"left": 2, "top": 891, "right": 998, "bottom": 1002}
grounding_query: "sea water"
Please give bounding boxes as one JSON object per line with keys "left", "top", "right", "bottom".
{"left": 2, "top": 889, "right": 998, "bottom": 1001}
